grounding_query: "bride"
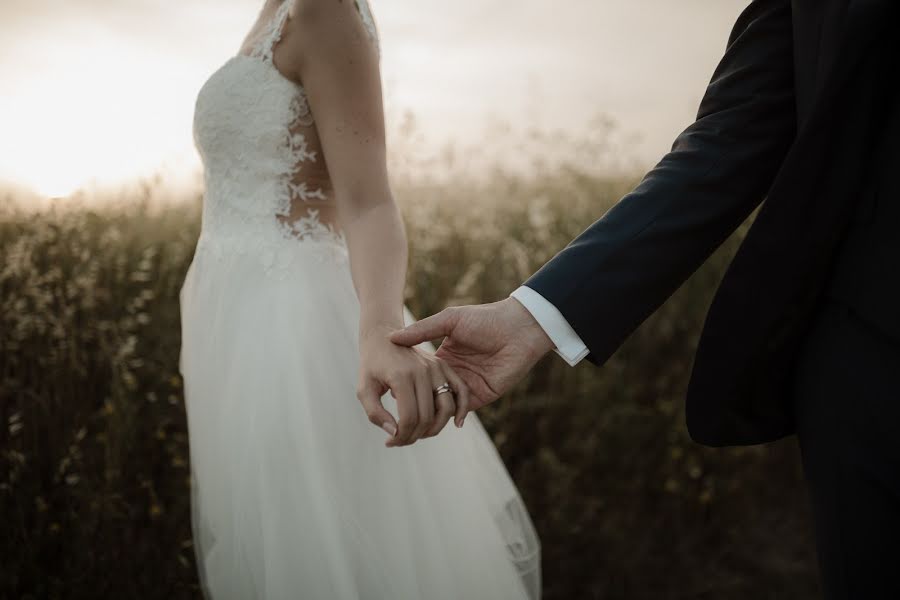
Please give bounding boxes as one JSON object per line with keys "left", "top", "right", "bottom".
{"left": 178, "top": 0, "right": 540, "bottom": 597}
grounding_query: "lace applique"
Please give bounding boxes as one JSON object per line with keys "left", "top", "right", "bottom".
{"left": 289, "top": 93, "right": 314, "bottom": 128}
{"left": 247, "top": 0, "right": 294, "bottom": 64}
{"left": 191, "top": 0, "right": 381, "bottom": 278}
{"left": 287, "top": 128, "right": 316, "bottom": 164}
{"left": 247, "top": 1, "right": 346, "bottom": 249}
{"left": 249, "top": 0, "right": 376, "bottom": 60}
{"left": 276, "top": 209, "right": 345, "bottom": 245}
{"left": 272, "top": 94, "right": 341, "bottom": 246}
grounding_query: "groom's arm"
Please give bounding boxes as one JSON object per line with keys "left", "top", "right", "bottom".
{"left": 510, "top": 286, "right": 589, "bottom": 366}
{"left": 523, "top": 0, "right": 797, "bottom": 366}
{"left": 389, "top": 0, "right": 798, "bottom": 420}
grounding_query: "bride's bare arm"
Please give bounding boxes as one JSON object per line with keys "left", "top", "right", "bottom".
{"left": 283, "top": 0, "right": 469, "bottom": 446}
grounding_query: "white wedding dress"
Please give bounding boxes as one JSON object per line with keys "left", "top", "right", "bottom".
{"left": 178, "top": 1, "right": 541, "bottom": 598}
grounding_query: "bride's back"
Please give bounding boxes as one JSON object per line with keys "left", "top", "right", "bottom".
{"left": 182, "top": 5, "right": 542, "bottom": 598}
{"left": 191, "top": 0, "right": 378, "bottom": 273}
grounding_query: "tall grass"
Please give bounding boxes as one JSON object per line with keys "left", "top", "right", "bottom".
{"left": 1, "top": 145, "right": 819, "bottom": 598}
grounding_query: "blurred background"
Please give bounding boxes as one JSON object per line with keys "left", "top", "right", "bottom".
{"left": 1, "top": 1, "right": 821, "bottom": 598}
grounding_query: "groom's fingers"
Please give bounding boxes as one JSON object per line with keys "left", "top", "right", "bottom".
{"left": 389, "top": 308, "right": 457, "bottom": 347}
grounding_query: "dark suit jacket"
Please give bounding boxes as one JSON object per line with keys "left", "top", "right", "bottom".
{"left": 524, "top": 0, "right": 897, "bottom": 447}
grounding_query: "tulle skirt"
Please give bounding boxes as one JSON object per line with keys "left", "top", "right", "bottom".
{"left": 178, "top": 235, "right": 541, "bottom": 599}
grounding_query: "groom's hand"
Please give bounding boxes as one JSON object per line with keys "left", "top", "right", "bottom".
{"left": 390, "top": 298, "right": 554, "bottom": 419}
{"left": 357, "top": 324, "right": 472, "bottom": 448}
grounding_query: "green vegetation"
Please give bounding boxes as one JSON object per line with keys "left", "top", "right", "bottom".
{"left": 1, "top": 158, "right": 819, "bottom": 598}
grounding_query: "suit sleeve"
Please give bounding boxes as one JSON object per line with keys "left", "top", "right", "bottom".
{"left": 510, "top": 285, "right": 590, "bottom": 366}
{"left": 523, "top": 0, "right": 797, "bottom": 366}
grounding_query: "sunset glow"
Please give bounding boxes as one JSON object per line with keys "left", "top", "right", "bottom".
{"left": 1, "top": 41, "right": 199, "bottom": 197}
{"left": 1, "top": 0, "right": 747, "bottom": 199}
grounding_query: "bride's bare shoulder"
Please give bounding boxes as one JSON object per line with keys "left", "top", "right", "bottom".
{"left": 276, "top": 0, "right": 374, "bottom": 81}
{"left": 285, "top": 0, "right": 375, "bottom": 58}
{"left": 288, "top": 0, "right": 359, "bottom": 25}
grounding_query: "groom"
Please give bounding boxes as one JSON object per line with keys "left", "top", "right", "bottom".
{"left": 390, "top": 0, "right": 899, "bottom": 597}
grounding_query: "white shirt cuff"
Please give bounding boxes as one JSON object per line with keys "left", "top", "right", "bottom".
{"left": 510, "top": 285, "right": 590, "bottom": 367}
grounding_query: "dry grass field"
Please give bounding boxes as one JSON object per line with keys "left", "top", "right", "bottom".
{"left": 1, "top": 144, "right": 821, "bottom": 598}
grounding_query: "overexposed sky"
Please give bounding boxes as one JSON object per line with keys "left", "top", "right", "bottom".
{"left": 0, "top": 0, "right": 748, "bottom": 197}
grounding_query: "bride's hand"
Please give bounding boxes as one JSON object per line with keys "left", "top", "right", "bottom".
{"left": 357, "top": 324, "right": 471, "bottom": 448}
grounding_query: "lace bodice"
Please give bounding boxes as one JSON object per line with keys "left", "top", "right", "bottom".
{"left": 192, "top": 0, "right": 378, "bottom": 276}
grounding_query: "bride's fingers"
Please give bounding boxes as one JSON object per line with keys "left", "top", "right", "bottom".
{"left": 438, "top": 360, "right": 471, "bottom": 428}
{"left": 387, "top": 377, "right": 418, "bottom": 447}
{"left": 409, "top": 370, "right": 435, "bottom": 445}
{"left": 425, "top": 362, "right": 456, "bottom": 438}
{"left": 356, "top": 377, "right": 397, "bottom": 438}
{"left": 426, "top": 392, "right": 455, "bottom": 438}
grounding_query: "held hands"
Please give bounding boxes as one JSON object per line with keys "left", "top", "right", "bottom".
{"left": 389, "top": 298, "right": 555, "bottom": 426}
{"left": 357, "top": 324, "right": 471, "bottom": 448}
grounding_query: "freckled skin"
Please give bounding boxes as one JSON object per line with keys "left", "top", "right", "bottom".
{"left": 236, "top": 0, "right": 471, "bottom": 446}
{"left": 238, "top": 0, "right": 338, "bottom": 228}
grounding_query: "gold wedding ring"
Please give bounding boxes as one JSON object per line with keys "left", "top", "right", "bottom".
{"left": 433, "top": 383, "right": 453, "bottom": 396}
